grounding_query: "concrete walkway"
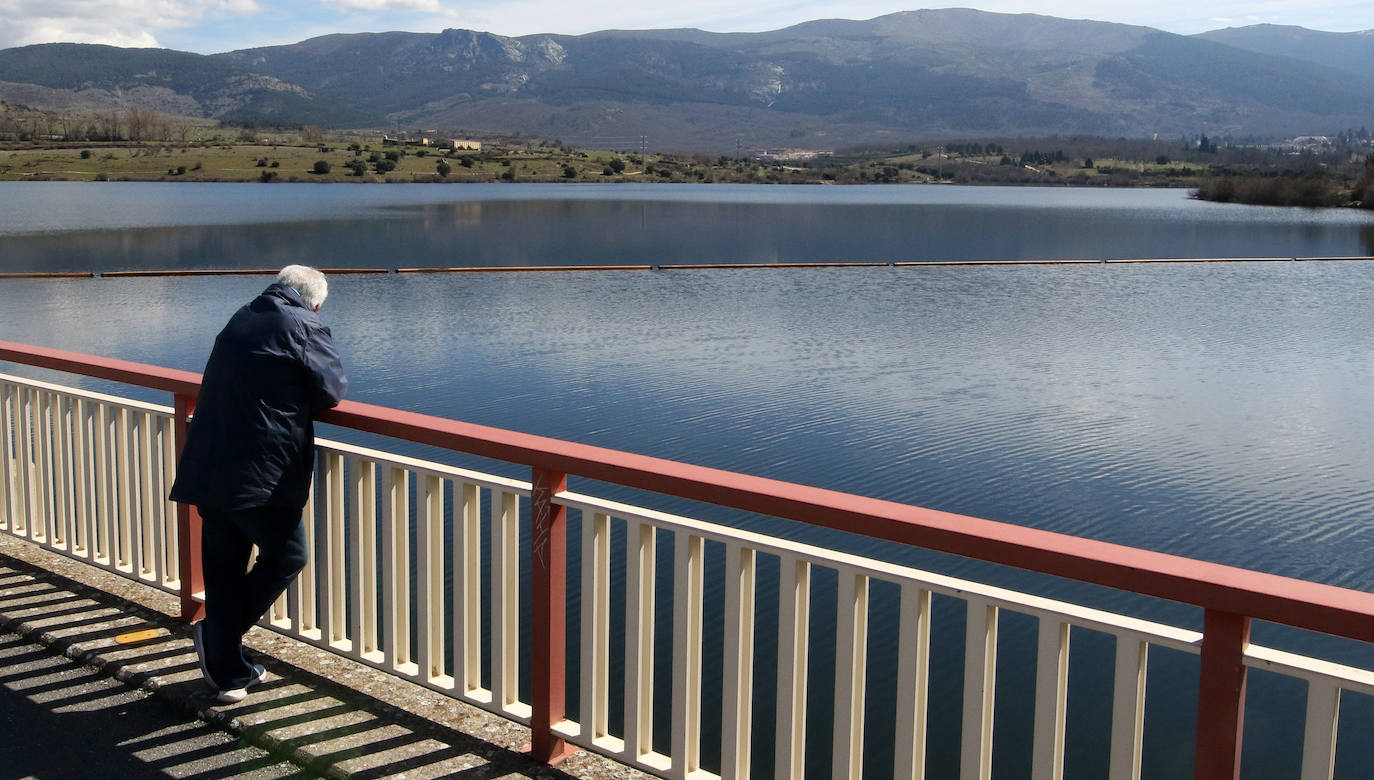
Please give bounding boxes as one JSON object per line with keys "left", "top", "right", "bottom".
{"left": 0, "top": 535, "right": 650, "bottom": 780}
{"left": 1, "top": 632, "right": 315, "bottom": 779}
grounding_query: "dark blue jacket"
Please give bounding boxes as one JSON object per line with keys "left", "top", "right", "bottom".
{"left": 170, "top": 283, "right": 347, "bottom": 512}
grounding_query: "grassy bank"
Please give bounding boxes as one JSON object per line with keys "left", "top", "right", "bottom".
{"left": 4, "top": 135, "right": 1371, "bottom": 208}
{"left": 0, "top": 136, "right": 1217, "bottom": 186}
{"left": 1191, "top": 155, "right": 1374, "bottom": 209}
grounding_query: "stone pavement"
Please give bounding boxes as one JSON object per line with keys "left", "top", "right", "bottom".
{"left": 2, "top": 632, "right": 315, "bottom": 779}
{"left": 0, "top": 535, "right": 652, "bottom": 780}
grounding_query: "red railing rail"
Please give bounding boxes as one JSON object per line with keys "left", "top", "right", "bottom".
{"left": 5, "top": 337, "right": 1374, "bottom": 779}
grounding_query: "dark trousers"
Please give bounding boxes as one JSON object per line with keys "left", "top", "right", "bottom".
{"left": 199, "top": 505, "right": 308, "bottom": 689}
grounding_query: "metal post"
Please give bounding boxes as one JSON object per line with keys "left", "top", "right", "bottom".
{"left": 1194, "top": 610, "right": 1250, "bottom": 780}
{"left": 530, "top": 467, "right": 575, "bottom": 763}
{"left": 172, "top": 394, "right": 204, "bottom": 623}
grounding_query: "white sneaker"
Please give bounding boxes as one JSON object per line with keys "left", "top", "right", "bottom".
{"left": 215, "top": 664, "right": 267, "bottom": 704}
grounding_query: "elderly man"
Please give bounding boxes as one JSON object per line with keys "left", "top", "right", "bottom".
{"left": 172, "top": 265, "right": 347, "bottom": 703}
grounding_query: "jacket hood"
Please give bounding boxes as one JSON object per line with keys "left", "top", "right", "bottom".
{"left": 261, "top": 282, "right": 310, "bottom": 309}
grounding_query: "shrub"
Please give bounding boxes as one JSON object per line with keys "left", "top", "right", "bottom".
{"left": 79, "top": 149, "right": 92, "bottom": 159}
{"left": 460, "top": 156, "right": 474, "bottom": 168}
{"left": 259, "top": 170, "right": 277, "bottom": 182}
{"left": 562, "top": 164, "right": 577, "bottom": 178}
{"left": 374, "top": 158, "right": 397, "bottom": 173}
{"left": 313, "top": 160, "right": 331, "bottom": 175}
{"left": 436, "top": 160, "right": 451, "bottom": 177}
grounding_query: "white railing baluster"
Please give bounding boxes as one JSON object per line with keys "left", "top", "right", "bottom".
{"left": 382, "top": 466, "right": 413, "bottom": 674}
{"left": 72, "top": 398, "right": 92, "bottom": 557}
{"left": 1108, "top": 638, "right": 1148, "bottom": 780}
{"left": 320, "top": 451, "right": 348, "bottom": 651}
{"left": 138, "top": 411, "right": 158, "bottom": 583}
{"left": 454, "top": 481, "right": 482, "bottom": 699}
{"left": 625, "top": 520, "right": 657, "bottom": 765}
{"left": 116, "top": 406, "right": 136, "bottom": 573}
{"left": 92, "top": 403, "right": 111, "bottom": 565}
{"left": 1032, "top": 619, "right": 1071, "bottom": 780}
{"left": 581, "top": 511, "right": 612, "bottom": 747}
{"left": 22, "top": 388, "right": 39, "bottom": 539}
{"left": 19, "top": 387, "right": 38, "bottom": 538}
{"left": 349, "top": 457, "right": 380, "bottom": 661}
{"left": 292, "top": 489, "right": 320, "bottom": 640}
{"left": 491, "top": 488, "right": 522, "bottom": 716}
{"left": 33, "top": 391, "right": 53, "bottom": 544}
{"left": 160, "top": 413, "right": 178, "bottom": 587}
{"left": 416, "top": 473, "right": 447, "bottom": 686}
{"left": 833, "top": 570, "right": 869, "bottom": 780}
{"left": 775, "top": 556, "right": 811, "bottom": 780}
{"left": 670, "top": 532, "right": 705, "bottom": 779}
{"left": 961, "top": 600, "right": 998, "bottom": 780}
{"left": 720, "top": 544, "right": 757, "bottom": 780}
{"left": 1299, "top": 681, "right": 1340, "bottom": 780}
{"left": 895, "top": 584, "right": 932, "bottom": 780}
{"left": 0, "top": 384, "right": 15, "bottom": 533}
{"left": 52, "top": 394, "right": 72, "bottom": 552}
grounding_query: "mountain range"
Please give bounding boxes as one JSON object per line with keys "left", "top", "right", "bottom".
{"left": 2, "top": 9, "right": 1373, "bottom": 151}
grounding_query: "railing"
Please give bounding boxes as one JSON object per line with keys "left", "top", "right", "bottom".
{"left": 5, "top": 339, "right": 1374, "bottom": 780}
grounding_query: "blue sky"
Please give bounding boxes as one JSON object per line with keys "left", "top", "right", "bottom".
{"left": 3, "top": 1, "right": 1373, "bottom": 54}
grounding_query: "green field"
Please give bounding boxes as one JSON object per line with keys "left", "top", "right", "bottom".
{"left": 0, "top": 142, "right": 674, "bottom": 183}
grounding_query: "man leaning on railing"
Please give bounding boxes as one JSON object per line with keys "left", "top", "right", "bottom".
{"left": 171, "top": 265, "right": 347, "bottom": 704}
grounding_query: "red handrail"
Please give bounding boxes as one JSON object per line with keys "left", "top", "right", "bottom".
{"left": 5, "top": 337, "right": 1370, "bottom": 779}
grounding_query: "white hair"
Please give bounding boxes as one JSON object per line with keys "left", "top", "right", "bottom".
{"left": 276, "top": 265, "right": 328, "bottom": 309}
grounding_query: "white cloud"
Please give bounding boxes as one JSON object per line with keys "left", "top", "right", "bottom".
{"left": 322, "top": 0, "right": 444, "bottom": 10}
{"left": 0, "top": 0, "right": 259, "bottom": 49}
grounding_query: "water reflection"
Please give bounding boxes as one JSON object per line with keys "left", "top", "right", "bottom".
{"left": 3, "top": 185, "right": 1374, "bottom": 273}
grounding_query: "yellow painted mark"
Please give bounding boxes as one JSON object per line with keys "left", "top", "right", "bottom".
{"left": 114, "top": 629, "right": 160, "bottom": 644}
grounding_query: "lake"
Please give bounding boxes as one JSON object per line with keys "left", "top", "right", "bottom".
{"left": 3, "top": 182, "right": 1374, "bottom": 272}
{"left": 4, "top": 182, "right": 1374, "bottom": 778}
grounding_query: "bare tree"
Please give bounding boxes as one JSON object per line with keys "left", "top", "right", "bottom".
{"left": 99, "top": 110, "right": 122, "bottom": 142}
{"left": 125, "top": 106, "right": 153, "bottom": 143}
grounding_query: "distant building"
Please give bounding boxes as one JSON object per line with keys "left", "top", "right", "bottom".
{"left": 1288, "top": 136, "right": 1333, "bottom": 150}
{"left": 754, "top": 148, "right": 833, "bottom": 161}
{"left": 382, "top": 134, "right": 482, "bottom": 151}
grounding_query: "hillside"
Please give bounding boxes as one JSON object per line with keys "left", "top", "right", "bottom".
{"left": 2, "top": 10, "right": 1373, "bottom": 150}
{"left": 1195, "top": 25, "right": 1374, "bottom": 86}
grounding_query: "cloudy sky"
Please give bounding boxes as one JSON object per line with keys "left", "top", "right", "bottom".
{"left": 3, "top": 1, "right": 1372, "bottom": 54}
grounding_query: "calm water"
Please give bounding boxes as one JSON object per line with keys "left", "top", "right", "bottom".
{"left": 4, "top": 183, "right": 1374, "bottom": 778}
{"left": 3, "top": 182, "right": 1374, "bottom": 272}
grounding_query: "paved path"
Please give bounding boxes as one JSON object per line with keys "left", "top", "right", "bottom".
{"left": 0, "top": 537, "right": 648, "bottom": 780}
{"left": 1, "top": 632, "right": 313, "bottom": 779}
